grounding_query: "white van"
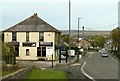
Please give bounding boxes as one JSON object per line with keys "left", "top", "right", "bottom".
{"left": 68, "top": 50, "right": 75, "bottom": 57}
{"left": 101, "top": 49, "right": 109, "bottom": 57}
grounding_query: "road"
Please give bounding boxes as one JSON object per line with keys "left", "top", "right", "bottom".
{"left": 83, "top": 52, "right": 118, "bottom": 80}
{"left": 16, "top": 56, "right": 75, "bottom": 68}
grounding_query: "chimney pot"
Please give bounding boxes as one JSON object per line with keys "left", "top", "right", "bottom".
{"left": 34, "top": 13, "right": 37, "bottom": 16}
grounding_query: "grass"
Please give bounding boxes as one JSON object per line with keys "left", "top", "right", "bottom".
{"left": 24, "top": 68, "right": 68, "bottom": 80}
{"left": 2, "top": 70, "right": 11, "bottom": 76}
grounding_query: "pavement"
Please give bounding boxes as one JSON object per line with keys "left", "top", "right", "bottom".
{"left": 16, "top": 60, "right": 59, "bottom": 68}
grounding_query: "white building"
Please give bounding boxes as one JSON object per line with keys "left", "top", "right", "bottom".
{"left": 3, "top": 13, "right": 60, "bottom": 60}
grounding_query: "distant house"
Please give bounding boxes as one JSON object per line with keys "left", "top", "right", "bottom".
{"left": 3, "top": 13, "right": 60, "bottom": 60}
{"left": 79, "top": 38, "right": 91, "bottom": 49}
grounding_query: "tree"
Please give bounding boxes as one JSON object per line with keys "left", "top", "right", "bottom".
{"left": 111, "top": 27, "right": 120, "bottom": 58}
{"left": 111, "top": 27, "right": 120, "bottom": 51}
{"left": 97, "top": 36, "right": 106, "bottom": 48}
{"left": 61, "top": 34, "right": 69, "bottom": 43}
{"left": 90, "top": 35, "right": 105, "bottom": 48}
{"left": 2, "top": 42, "right": 15, "bottom": 64}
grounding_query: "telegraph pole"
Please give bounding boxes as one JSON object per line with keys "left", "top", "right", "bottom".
{"left": 78, "top": 18, "right": 80, "bottom": 41}
{"left": 69, "top": 0, "right": 71, "bottom": 47}
{"left": 118, "top": 27, "right": 120, "bottom": 53}
{"left": 77, "top": 18, "right": 82, "bottom": 62}
{"left": 78, "top": 18, "right": 82, "bottom": 41}
{"left": 82, "top": 26, "right": 84, "bottom": 55}
{"left": 68, "top": 0, "right": 71, "bottom": 63}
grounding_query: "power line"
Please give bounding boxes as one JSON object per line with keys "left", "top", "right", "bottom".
{"left": 86, "top": 23, "right": 119, "bottom": 31}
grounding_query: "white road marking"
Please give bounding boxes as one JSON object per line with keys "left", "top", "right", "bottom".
{"left": 70, "top": 63, "right": 81, "bottom": 66}
{"left": 89, "top": 55, "right": 92, "bottom": 58}
{"left": 81, "top": 62, "right": 95, "bottom": 81}
{"left": 110, "top": 55, "right": 118, "bottom": 63}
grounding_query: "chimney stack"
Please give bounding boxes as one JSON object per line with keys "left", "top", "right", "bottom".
{"left": 34, "top": 13, "right": 37, "bottom": 17}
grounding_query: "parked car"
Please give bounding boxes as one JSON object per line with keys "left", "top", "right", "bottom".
{"left": 68, "top": 50, "right": 75, "bottom": 57}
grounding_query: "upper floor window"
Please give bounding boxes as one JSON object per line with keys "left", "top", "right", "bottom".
{"left": 39, "top": 32, "right": 44, "bottom": 41}
{"left": 26, "top": 32, "right": 29, "bottom": 41}
{"left": 12, "top": 32, "right": 16, "bottom": 41}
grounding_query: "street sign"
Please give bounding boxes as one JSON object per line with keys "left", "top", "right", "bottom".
{"left": 47, "top": 47, "right": 53, "bottom": 55}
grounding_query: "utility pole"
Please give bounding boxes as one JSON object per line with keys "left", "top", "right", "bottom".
{"left": 68, "top": 0, "right": 71, "bottom": 63}
{"left": 78, "top": 18, "right": 82, "bottom": 41}
{"left": 118, "top": 27, "right": 120, "bottom": 53}
{"left": 77, "top": 18, "right": 82, "bottom": 62}
{"left": 82, "top": 26, "right": 84, "bottom": 55}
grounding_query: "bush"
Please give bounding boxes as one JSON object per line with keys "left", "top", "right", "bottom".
{"left": 2, "top": 64, "right": 25, "bottom": 76}
{"left": 117, "top": 52, "right": 120, "bottom": 59}
{"left": 65, "top": 46, "right": 75, "bottom": 50}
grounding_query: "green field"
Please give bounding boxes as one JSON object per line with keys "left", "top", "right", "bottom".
{"left": 24, "top": 68, "right": 68, "bottom": 80}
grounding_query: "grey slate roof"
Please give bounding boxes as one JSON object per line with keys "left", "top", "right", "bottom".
{"left": 3, "top": 13, "right": 60, "bottom": 32}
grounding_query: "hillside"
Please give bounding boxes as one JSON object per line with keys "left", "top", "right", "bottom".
{"left": 60, "top": 30, "right": 111, "bottom": 37}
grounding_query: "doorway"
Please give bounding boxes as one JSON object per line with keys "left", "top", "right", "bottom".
{"left": 15, "top": 47, "right": 19, "bottom": 57}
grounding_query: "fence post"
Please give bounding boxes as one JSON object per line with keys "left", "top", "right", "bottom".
{"left": 59, "top": 50, "right": 61, "bottom": 63}
{"left": 66, "top": 50, "right": 67, "bottom": 63}
{"left": 52, "top": 54, "right": 53, "bottom": 68}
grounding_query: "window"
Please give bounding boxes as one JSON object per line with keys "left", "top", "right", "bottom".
{"left": 37, "top": 47, "right": 46, "bottom": 57}
{"left": 39, "top": 32, "right": 44, "bottom": 41}
{"left": 26, "top": 49, "right": 29, "bottom": 56}
{"left": 42, "top": 47, "right": 46, "bottom": 57}
{"left": 37, "top": 47, "right": 41, "bottom": 56}
{"left": 12, "top": 32, "right": 16, "bottom": 41}
{"left": 26, "top": 32, "right": 29, "bottom": 41}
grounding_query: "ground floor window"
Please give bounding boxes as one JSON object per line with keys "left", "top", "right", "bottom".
{"left": 42, "top": 47, "right": 46, "bottom": 56}
{"left": 26, "top": 49, "right": 29, "bottom": 56}
{"left": 37, "top": 47, "right": 46, "bottom": 57}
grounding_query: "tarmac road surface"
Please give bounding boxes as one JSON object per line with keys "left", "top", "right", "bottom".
{"left": 83, "top": 52, "right": 118, "bottom": 80}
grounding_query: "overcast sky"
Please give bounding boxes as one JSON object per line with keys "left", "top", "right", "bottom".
{"left": 0, "top": 0, "right": 120, "bottom": 31}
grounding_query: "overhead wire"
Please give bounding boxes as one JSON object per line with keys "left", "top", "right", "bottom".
{"left": 85, "top": 23, "right": 119, "bottom": 31}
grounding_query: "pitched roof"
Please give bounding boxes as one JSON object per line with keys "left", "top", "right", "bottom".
{"left": 3, "top": 13, "right": 60, "bottom": 32}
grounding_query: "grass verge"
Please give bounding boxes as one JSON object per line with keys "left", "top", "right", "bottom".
{"left": 24, "top": 68, "right": 68, "bottom": 80}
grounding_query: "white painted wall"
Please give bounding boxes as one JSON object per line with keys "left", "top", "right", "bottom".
{"left": 4, "top": 31, "right": 57, "bottom": 60}
{"left": 4, "top": 32, "right": 12, "bottom": 42}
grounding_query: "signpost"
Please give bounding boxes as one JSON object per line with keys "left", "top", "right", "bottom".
{"left": 59, "top": 50, "right": 67, "bottom": 63}
{"left": 52, "top": 54, "right": 53, "bottom": 68}
{"left": 76, "top": 41, "right": 81, "bottom": 62}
